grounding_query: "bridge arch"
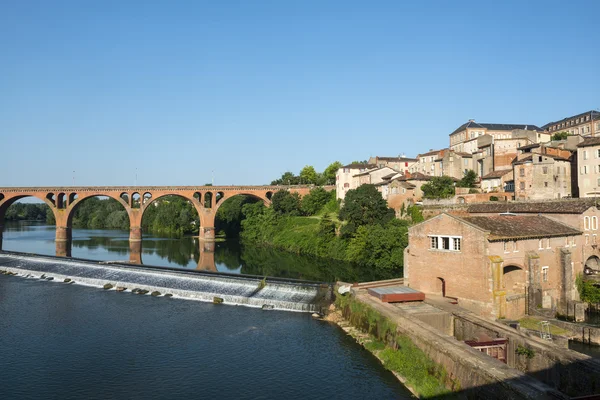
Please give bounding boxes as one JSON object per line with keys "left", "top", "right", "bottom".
{"left": 212, "top": 192, "right": 271, "bottom": 215}
{"left": 0, "top": 194, "right": 59, "bottom": 252}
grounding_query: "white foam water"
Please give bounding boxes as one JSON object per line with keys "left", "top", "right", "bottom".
{"left": 0, "top": 253, "right": 333, "bottom": 313}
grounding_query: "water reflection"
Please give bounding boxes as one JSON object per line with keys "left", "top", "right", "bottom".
{"left": 2, "top": 221, "right": 397, "bottom": 282}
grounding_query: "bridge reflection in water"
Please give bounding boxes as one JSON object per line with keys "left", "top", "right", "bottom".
{"left": 128, "top": 238, "right": 217, "bottom": 272}
{"left": 0, "top": 185, "right": 322, "bottom": 269}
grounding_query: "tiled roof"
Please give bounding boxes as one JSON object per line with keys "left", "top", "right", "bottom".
{"left": 453, "top": 152, "right": 473, "bottom": 158}
{"left": 418, "top": 149, "right": 444, "bottom": 157}
{"left": 375, "top": 156, "right": 417, "bottom": 162}
{"left": 481, "top": 170, "right": 512, "bottom": 180}
{"left": 542, "top": 110, "right": 600, "bottom": 131}
{"left": 450, "top": 121, "right": 543, "bottom": 136}
{"left": 381, "top": 172, "right": 399, "bottom": 180}
{"left": 459, "top": 215, "right": 581, "bottom": 241}
{"left": 341, "top": 163, "right": 377, "bottom": 169}
{"left": 577, "top": 137, "right": 600, "bottom": 148}
{"left": 512, "top": 154, "right": 570, "bottom": 164}
{"left": 399, "top": 172, "right": 432, "bottom": 181}
{"left": 467, "top": 200, "right": 597, "bottom": 214}
{"left": 517, "top": 143, "right": 540, "bottom": 150}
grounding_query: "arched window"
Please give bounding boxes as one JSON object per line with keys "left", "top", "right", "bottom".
{"left": 593, "top": 216, "right": 598, "bottom": 231}
{"left": 584, "top": 216, "right": 590, "bottom": 230}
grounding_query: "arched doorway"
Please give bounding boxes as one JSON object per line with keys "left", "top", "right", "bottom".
{"left": 503, "top": 264, "right": 527, "bottom": 319}
{"left": 584, "top": 256, "right": 600, "bottom": 276}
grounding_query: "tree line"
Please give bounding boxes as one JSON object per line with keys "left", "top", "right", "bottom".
{"left": 270, "top": 161, "right": 343, "bottom": 186}
{"left": 239, "top": 185, "right": 421, "bottom": 277}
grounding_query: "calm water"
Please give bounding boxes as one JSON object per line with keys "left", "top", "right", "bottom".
{"left": 0, "top": 221, "right": 412, "bottom": 398}
{"left": 0, "top": 275, "right": 412, "bottom": 399}
{"left": 2, "top": 221, "right": 390, "bottom": 282}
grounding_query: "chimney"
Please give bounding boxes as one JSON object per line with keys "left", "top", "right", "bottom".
{"left": 469, "top": 119, "right": 475, "bottom": 122}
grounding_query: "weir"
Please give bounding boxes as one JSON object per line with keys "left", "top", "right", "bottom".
{"left": 0, "top": 252, "right": 333, "bottom": 313}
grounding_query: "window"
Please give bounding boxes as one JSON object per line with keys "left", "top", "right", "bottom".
{"left": 504, "top": 241, "right": 509, "bottom": 253}
{"left": 597, "top": 149, "right": 600, "bottom": 158}
{"left": 584, "top": 151, "right": 588, "bottom": 160}
{"left": 585, "top": 216, "right": 591, "bottom": 230}
{"left": 544, "top": 182, "right": 548, "bottom": 187}
{"left": 565, "top": 237, "right": 570, "bottom": 247}
{"left": 519, "top": 182, "right": 525, "bottom": 190}
{"left": 539, "top": 239, "right": 543, "bottom": 249}
{"left": 586, "top": 234, "right": 590, "bottom": 245}
{"left": 513, "top": 241, "right": 518, "bottom": 252}
{"left": 593, "top": 216, "right": 598, "bottom": 230}
{"left": 546, "top": 238, "right": 551, "bottom": 249}
{"left": 542, "top": 266, "right": 549, "bottom": 282}
{"left": 453, "top": 238, "right": 461, "bottom": 251}
{"left": 543, "top": 167, "right": 548, "bottom": 174}
{"left": 344, "top": 183, "right": 350, "bottom": 188}
{"left": 570, "top": 237, "right": 576, "bottom": 247}
{"left": 519, "top": 168, "right": 525, "bottom": 177}
{"left": 429, "top": 235, "right": 461, "bottom": 252}
{"left": 594, "top": 234, "right": 597, "bottom": 244}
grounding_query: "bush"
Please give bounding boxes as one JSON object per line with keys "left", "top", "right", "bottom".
{"left": 489, "top": 196, "right": 499, "bottom": 201}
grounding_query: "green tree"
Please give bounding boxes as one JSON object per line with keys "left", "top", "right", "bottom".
{"left": 301, "top": 187, "right": 333, "bottom": 215}
{"left": 338, "top": 184, "right": 395, "bottom": 236}
{"left": 323, "top": 161, "right": 343, "bottom": 185}
{"left": 551, "top": 131, "right": 569, "bottom": 141}
{"left": 457, "top": 170, "right": 478, "bottom": 188}
{"left": 421, "top": 176, "right": 455, "bottom": 199}
{"left": 271, "top": 190, "right": 302, "bottom": 215}
{"left": 318, "top": 213, "right": 336, "bottom": 239}
{"left": 299, "top": 165, "right": 318, "bottom": 185}
{"left": 346, "top": 219, "right": 408, "bottom": 273}
{"left": 271, "top": 171, "right": 299, "bottom": 185}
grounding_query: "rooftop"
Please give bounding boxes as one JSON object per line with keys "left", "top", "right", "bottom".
{"left": 481, "top": 170, "right": 512, "bottom": 180}
{"left": 467, "top": 200, "right": 597, "bottom": 214}
{"left": 450, "top": 121, "right": 543, "bottom": 136}
{"left": 341, "top": 163, "right": 377, "bottom": 169}
{"left": 373, "top": 156, "right": 418, "bottom": 162}
{"left": 542, "top": 110, "right": 600, "bottom": 131}
{"left": 512, "top": 153, "right": 570, "bottom": 164}
{"left": 577, "top": 137, "right": 600, "bottom": 148}
{"left": 459, "top": 215, "right": 581, "bottom": 241}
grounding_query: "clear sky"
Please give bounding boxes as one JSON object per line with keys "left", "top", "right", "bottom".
{"left": 1, "top": 0, "right": 599, "bottom": 187}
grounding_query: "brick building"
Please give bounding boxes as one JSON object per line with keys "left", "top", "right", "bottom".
{"left": 405, "top": 213, "right": 583, "bottom": 320}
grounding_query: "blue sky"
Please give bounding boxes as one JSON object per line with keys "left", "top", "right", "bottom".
{"left": 1, "top": 0, "right": 599, "bottom": 186}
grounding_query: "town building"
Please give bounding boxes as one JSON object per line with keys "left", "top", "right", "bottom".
{"left": 336, "top": 163, "right": 376, "bottom": 200}
{"left": 480, "top": 169, "right": 513, "bottom": 193}
{"left": 512, "top": 153, "right": 571, "bottom": 200}
{"left": 543, "top": 110, "right": 600, "bottom": 137}
{"left": 409, "top": 149, "right": 442, "bottom": 176}
{"left": 576, "top": 137, "right": 600, "bottom": 198}
{"left": 433, "top": 149, "right": 473, "bottom": 179}
{"left": 376, "top": 178, "right": 416, "bottom": 212}
{"left": 405, "top": 213, "right": 583, "bottom": 320}
{"left": 449, "top": 120, "right": 546, "bottom": 154}
{"left": 397, "top": 172, "right": 434, "bottom": 200}
{"left": 367, "top": 156, "right": 417, "bottom": 174}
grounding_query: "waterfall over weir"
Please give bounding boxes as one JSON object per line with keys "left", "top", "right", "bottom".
{"left": 0, "top": 252, "right": 334, "bottom": 313}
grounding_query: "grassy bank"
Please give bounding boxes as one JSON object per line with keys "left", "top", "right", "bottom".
{"left": 334, "top": 294, "right": 457, "bottom": 397}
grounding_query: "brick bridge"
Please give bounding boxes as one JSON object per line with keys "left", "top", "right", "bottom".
{"left": 0, "top": 185, "right": 317, "bottom": 270}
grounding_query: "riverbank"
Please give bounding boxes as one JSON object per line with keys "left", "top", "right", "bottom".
{"left": 327, "top": 286, "right": 577, "bottom": 399}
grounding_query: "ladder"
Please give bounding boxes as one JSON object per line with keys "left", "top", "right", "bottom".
{"left": 539, "top": 321, "right": 552, "bottom": 341}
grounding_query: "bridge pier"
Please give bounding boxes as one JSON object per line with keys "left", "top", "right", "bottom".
{"left": 199, "top": 227, "right": 215, "bottom": 241}
{"left": 55, "top": 225, "right": 72, "bottom": 257}
{"left": 0, "top": 224, "right": 3, "bottom": 251}
{"left": 129, "top": 239, "right": 142, "bottom": 264}
{"left": 197, "top": 240, "right": 216, "bottom": 272}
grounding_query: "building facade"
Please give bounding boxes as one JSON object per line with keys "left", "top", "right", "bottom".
{"left": 513, "top": 153, "right": 571, "bottom": 200}
{"left": 577, "top": 137, "right": 600, "bottom": 197}
{"left": 543, "top": 110, "right": 600, "bottom": 137}
{"left": 406, "top": 213, "right": 583, "bottom": 320}
{"left": 367, "top": 156, "right": 417, "bottom": 174}
{"left": 336, "top": 163, "right": 376, "bottom": 200}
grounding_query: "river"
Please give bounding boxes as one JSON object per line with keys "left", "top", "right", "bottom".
{"left": 0, "top": 221, "right": 413, "bottom": 399}
{"left": 1, "top": 221, "right": 385, "bottom": 282}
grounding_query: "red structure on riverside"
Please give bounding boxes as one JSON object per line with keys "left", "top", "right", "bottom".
{"left": 0, "top": 185, "right": 319, "bottom": 268}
